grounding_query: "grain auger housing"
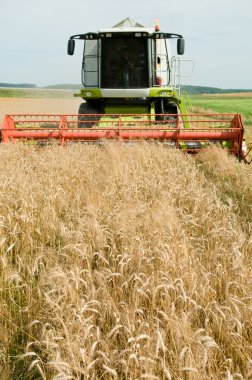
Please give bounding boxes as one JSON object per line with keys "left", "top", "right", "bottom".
{"left": 0, "top": 18, "right": 250, "bottom": 163}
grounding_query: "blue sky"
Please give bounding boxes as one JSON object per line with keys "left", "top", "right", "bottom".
{"left": 1, "top": 0, "right": 252, "bottom": 88}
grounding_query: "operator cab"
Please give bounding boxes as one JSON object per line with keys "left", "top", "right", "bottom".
{"left": 67, "top": 18, "right": 185, "bottom": 121}
{"left": 67, "top": 19, "right": 185, "bottom": 91}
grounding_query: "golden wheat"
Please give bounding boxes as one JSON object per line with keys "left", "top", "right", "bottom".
{"left": 0, "top": 144, "right": 251, "bottom": 380}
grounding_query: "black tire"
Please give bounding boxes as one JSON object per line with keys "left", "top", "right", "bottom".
{"left": 155, "top": 100, "right": 178, "bottom": 125}
{"left": 78, "top": 102, "right": 102, "bottom": 128}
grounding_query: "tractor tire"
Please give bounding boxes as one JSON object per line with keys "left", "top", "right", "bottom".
{"left": 78, "top": 102, "right": 102, "bottom": 128}
{"left": 155, "top": 100, "right": 178, "bottom": 125}
{"left": 163, "top": 102, "right": 178, "bottom": 125}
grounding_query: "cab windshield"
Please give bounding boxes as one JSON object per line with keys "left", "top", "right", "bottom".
{"left": 101, "top": 37, "right": 149, "bottom": 89}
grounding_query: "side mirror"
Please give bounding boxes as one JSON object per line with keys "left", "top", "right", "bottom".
{"left": 67, "top": 39, "right": 75, "bottom": 55}
{"left": 177, "top": 38, "right": 185, "bottom": 55}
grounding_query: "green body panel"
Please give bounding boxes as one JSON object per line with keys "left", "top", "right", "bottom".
{"left": 149, "top": 87, "right": 175, "bottom": 97}
{"left": 150, "top": 101, "right": 155, "bottom": 117}
{"left": 75, "top": 88, "right": 102, "bottom": 98}
{"left": 75, "top": 87, "right": 191, "bottom": 128}
{"left": 104, "top": 105, "right": 149, "bottom": 114}
{"left": 98, "top": 114, "right": 152, "bottom": 127}
{"left": 173, "top": 95, "right": 190, "bottom": 129}
{"left": 101, "top": 103, "right": 155, "bottom": 125}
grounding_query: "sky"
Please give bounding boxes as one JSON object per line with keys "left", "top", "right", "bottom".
{"left": 1, "top": 0, "right": 252, "bottom": 89}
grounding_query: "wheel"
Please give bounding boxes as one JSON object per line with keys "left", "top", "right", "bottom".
{"left": 155, "top": 100, "right": 178, "bottom": 125}
{"left": 78, "top": 102, "right": 102, "bottom": 128}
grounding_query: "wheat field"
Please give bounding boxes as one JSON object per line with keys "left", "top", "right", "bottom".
{"left": 0, "top": 142, "right": 251, "bottom": 380}
{"left": 0, "top": 97, "right": 81, "bottom": 125}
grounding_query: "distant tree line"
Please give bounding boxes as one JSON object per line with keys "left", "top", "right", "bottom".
{"left": 1, "top": 83, "right": 251, "bottom": 94}
{"left": 43, "top": 84, "right": 82, "bottom": 90}
{"left": 0, "top": 83, "right": 37, "bottom": 88}
{"left": 181, "top": 85, "right": 252, "bottom": 95}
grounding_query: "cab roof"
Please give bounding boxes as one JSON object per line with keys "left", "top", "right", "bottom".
{"left": 99, "top": 17, "right": 154, "bottom": 34}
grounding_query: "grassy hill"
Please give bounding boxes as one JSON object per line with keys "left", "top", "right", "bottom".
{"left": 0, "top": 88, "right": 77, "bottom": 98}
{"left": 182, "top": 85, "right": 252, "bottom": 95}
{"left": 1, "top": 83, "right": 252, "bottom": 94}
{"left": 0, "top": 83, "right": 36, "bottom": 88}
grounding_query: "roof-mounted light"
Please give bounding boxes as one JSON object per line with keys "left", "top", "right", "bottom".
{"left": 85, "top": 33, "right": 99, "bottom": 40}
{"left": 155, "top": 18, "right": 160, "bottom": 32}
{"left": 99, "top": 33, "right": 112, "bottom": 38}
{"left": 134, "top": 32, "right": 148, "bottom": 37}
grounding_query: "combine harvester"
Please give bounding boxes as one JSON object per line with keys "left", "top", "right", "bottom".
{"left": 0, "top": 18, "right": 251, "bottom": 163}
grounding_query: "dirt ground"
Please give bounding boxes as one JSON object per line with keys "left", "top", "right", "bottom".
{"left": 0, "top": 97, "right": 81, "bottom": 124}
